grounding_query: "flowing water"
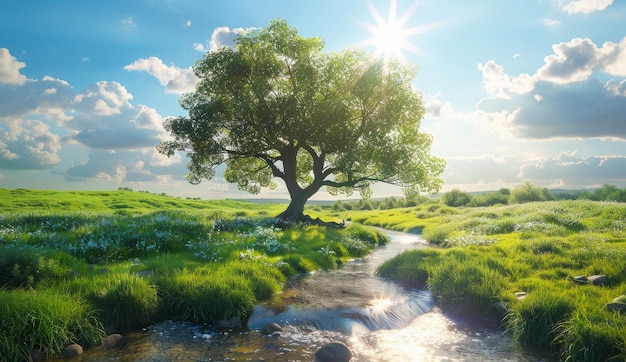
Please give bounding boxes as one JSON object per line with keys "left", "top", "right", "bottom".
{"left": 51, "top": 230, "right": 551, "bottom": 361}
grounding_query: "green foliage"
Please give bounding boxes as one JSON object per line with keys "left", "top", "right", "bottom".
{"left": 158, "top": 19, "right": 444, "bottom": 219}
{"left": 441, "top": 188, "right": 473, "bottom": 207}
{"left": 0, "top": 289, "right": 104, "bottom": 361}
{"left": 510, "top": 181, "right": 555, "bottom": 203}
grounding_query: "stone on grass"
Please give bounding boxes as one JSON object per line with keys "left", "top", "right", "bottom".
{"left": 315, "top": 341, "right": 352, "bottom": 362}
{"left": 607, "top": 295, "right": 626, "bottom": 314}
{"left": 569, "top": 275, "right": 588, "bottom": 284}
{"left": 569, "top": 274, "right": 608, "bottom": 286}
{"left": 62, "top": 343, "right": 83, "bottom": 357}
{"left": 587, "top": 274, "right": 608, "bottom": 286}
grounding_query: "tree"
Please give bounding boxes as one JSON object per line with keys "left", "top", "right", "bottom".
{"left": 157, "top": 19, "right": 445, "bottom": 223}
{"left": 510, "top": 181, "right": 554, "bottom": 203}
{"left": 441, "top": 188, "right": 472, "bottom": 207}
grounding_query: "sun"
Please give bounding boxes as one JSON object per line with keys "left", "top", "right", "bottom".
{"left": 359, "top": 0, "right": 438, "bottom": 63}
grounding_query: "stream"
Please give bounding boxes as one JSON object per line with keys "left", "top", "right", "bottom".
{"left": 51, "top": 229, "right": 551, "bottom": 361}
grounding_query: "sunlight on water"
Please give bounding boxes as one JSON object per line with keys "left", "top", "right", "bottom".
{"left": 368, "top": 296, "right": 394, "bottom": 314}
{"left": 352, "top": 309, "right": 542, "bottom": 361}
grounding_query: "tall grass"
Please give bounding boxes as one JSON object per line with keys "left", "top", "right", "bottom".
{"left": 0, "top": 289, "right": 104, "bottom": 361}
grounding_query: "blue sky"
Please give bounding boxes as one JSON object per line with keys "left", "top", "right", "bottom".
{"left": 1, "top": 0, "right": 625, "bottom": 200}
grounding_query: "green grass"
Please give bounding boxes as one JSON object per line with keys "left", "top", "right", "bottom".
{"left": 373, "top": 200, "right": 626, "bottom": 361}
{"left": 0, "top": 289, "right": 104, "bottom": 361}
{"left": 0, "top": 188, "right": 385, "bottom": 360}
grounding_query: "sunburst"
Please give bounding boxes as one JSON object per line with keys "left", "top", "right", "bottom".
{"left": 359, "top": 0, "right": 441, "bottom": 63}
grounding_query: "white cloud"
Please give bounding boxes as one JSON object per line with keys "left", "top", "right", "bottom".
{"left": 124, "top": 57, "right": 198, "bottom": 94}
{"left": 121, "top": 15, "right": 136, "bottom": 30}
{"left": 0, "top": 51, "right": 169, "bottom": 181}
{"left": 544, "top": 18, "right": 561, "bottom": 27}
{"left": 0, "top": 48, "right": 27, "bottom": 85}
{"left": 520, "top": 152, "right": 626, "bottom": 186}
{"left": 209, "top": 26, "right": 254, "bottom": 52}
{"left": 0, "top": 118, "right": 61, "bottom": 170}
{"left": 562, "top": 0, "right": 613, "bottom": 15}
{"left": 441, "top": 152, "right": 626, "bottom": 191}
{"left": 476, "top": 36, "right": 626, "bottom": 140}
{"left": 185, "top": 20, "right": 192, "bottom": 27}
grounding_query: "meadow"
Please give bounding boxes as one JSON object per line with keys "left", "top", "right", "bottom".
{"left": 326, "top": 198, "right": 626, "bottom": 361}
{"left": 0, "top": 188, "right": 387, "bottom": 361}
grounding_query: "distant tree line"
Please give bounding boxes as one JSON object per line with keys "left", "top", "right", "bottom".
{"left": 331, "top": 182, "right": 626, "bottom": 211}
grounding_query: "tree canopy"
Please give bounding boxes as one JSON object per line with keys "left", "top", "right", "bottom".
{"left": 157, "top": 19, "right": 445, "bottom": 222}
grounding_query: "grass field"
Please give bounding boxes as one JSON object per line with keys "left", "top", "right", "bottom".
{"left": 0, "top": 188, "right": 385, "bottom": 361}
{"left": 329, "top": 200, "right": 626, "bottom": 361}
{"left": 2, "top": 188, "right": 625, "bottom": 361}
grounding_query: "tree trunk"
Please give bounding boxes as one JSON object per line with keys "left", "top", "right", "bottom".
{"left": 275, "top": 144, "right": 344, "bottom": 227}
{"left": 277, "top": 188, "right": 309, "bottom": 222}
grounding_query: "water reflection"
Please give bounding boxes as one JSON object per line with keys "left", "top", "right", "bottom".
{"left": 48, "top": 229, "right": 550, "bottom": 361}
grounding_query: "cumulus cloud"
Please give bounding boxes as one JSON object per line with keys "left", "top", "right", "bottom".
{"left": 124, "top": 57, "right": 198, "bottom": 93}
{"left": 442, "top": 156, "right": 523, "bottom": 185}
{"left": 442, "top": 152, "right": 626, "bottom": 190}
{"left": 476, "top": 36, "right": 626, "bottom": 140}
{"left": 0, "top": 118, "right": 61, "bottom": 170}
{"left": 208, "top": 26, "right": 252, "bottom": 52}
{"left": 520, "top": 152, "right": 626, "bottom": 186}
{"left": 0, "top": 49, "right": 173, "bottom": 184}
{"left": 65, "top": 149, "right": 188, "bottom": 184}
{"left": 64, "top": 82, "right": 166, "bottom": 149}
{"left": 0, "top": 48, "right": 27, "bottom": 85}
{"left": 562, "top": 0, "right": 613, "bottom": 15}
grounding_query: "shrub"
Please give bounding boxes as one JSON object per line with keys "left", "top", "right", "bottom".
{"left": 422, "top": 225, "right": 452, "bottom": 245}
{"left": 441, "top": 189, "right": 473, "bottom": 207}
{"left": 510, "top": 181, "right": 555, "bottom": 204}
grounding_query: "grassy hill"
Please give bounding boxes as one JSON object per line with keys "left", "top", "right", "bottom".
{"left": 0, "top": 188, "right": 287, "bottom": 216}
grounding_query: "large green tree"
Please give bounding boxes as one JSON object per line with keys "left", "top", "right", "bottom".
{"left": 158, "top": 19, "right": 445, "bottom": 222}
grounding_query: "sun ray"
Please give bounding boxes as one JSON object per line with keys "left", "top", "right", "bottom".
{"left": 357, "top": 0, "right": 445, "bottom": 63}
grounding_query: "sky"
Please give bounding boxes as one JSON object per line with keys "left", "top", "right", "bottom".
{"left": 1, "top": 0, "right": 625, "bottom": 200}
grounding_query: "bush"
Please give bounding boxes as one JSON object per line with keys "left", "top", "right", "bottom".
{"left": 441, "top": 189, "right": 473, "bottom": 207}
{"left": 0, "top": 247, "right": 67, "bottom": 289}
{"left": 510, "top": 181, "right": 555, "bottom": 204}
